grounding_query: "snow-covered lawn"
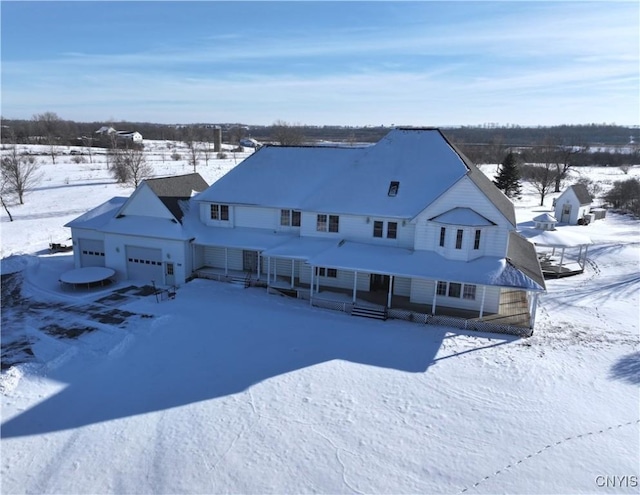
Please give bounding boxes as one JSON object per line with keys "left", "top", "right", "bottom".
{"left": 1, "top": 144, "right": 638, "bottom": 494}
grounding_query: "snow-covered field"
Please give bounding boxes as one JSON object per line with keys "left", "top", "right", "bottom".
{"left": 1, "top": 142, "right": 639, "bottom": 494}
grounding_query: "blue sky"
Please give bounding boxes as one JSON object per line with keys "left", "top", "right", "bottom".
{"left": 1, "top": 1, "right": 638, "bottom": 126}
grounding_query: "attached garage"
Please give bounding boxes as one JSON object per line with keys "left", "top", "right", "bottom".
{"left": 126, "top": 246, "right": 163, "bottom": 283}
{"left": 79, "top": 239, "right": 105, "bottom": 267}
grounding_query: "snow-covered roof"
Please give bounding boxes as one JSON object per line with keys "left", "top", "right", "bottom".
{"left": 64, "top": 197, "right": 127, "bottom": 229}
{"left": 430, "top": 207, "right": 495, "bottom": 226}
{"left": 306, "top": 240, "right": 544, "bottom": 291}
{"left": 196, "top": 128, "right": 501, "bottom": 219}
{"left": 533, "top": 213, "right": 557, "bottom": 223}
{"left": 143, "top": 173, "right": 208, "bottom": 222}
{"left": 518, "top": 227, "right": 593, "bottom": 248}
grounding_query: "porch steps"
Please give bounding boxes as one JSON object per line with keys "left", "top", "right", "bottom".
{"left": 229, "top": 273, "right": 251, "bottom": 288}
{"left": 351, "top": 305, "right": 387, "bottom": 321}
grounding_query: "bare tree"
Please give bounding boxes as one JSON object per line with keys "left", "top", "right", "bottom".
{"left": 201, "top": 141, "right": 213, "bottom": 167}
{"left": 109, "top": 146, "right": 152, "bottom": 188}
{"left": 619, "top": 164, "right": 632, "bottom": 175}
{"left": 551, "top": 141, "right": 588, "bottom": 192}
{"left": 81, "top": 135, "right": 94, "bottom": 163}
{"left": 33, "top": 112, "right": 63, "bottom": 164}
{"left": 1, "top": 145, "right": 41, "bottom": 204}
{"left": 183, "top": 127, "right": 200, "bottom": 172}
{"left": 271, "top": 120, "right": 304, "bottom": 146}
{"left": 521, "top": 162, "right": 555, "bottom": 206}
{"left": 0, "top": 174, "right": 14, "bottom": 221}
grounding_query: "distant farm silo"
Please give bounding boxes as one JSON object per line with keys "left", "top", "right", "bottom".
{"left": 213, "top": 126, "right": 222, "bottom": 152}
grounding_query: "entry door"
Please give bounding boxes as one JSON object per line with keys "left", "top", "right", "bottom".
{"left": 561, "top": 204, "right": 572, "bottom": 223}
{"left": 165, "top": 262, "right": 175, "bottom": 286}
{"left": 370, "top": 274, "right": 390, "bottom": 292}
{"left": 243, "top": 250, "right": 258, "bottom": 272}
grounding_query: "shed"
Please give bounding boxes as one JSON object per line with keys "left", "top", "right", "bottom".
{"left": 554, "top": 184, "right": 592, "bottom": 225}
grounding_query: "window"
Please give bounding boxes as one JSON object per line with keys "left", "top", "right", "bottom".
{"left": 316, "top": 214, "right": 327, "bottom": 232}
{"left": 318, "top": 214, "right": 339, "bottom": 232}
{"left": 281, "top": 209, "right": 301, "bottom": 227}
{"left": 463, "top": 284, "right": 477, "bottom": 300}
{"left": 373, "top": 221, "right": 383, "bottom": 238}
{"left": 388, "top": 181, "right": 400, "bottom": 197}
{"left": 448, "top": 282, "right": 462, "bottom": 298}
{"left": 280, "top": 209, "right": 290, "bottom": 226}
{"left": 316, "top": 267, "right": 337, "bottom": 278}
{"left": 292, "top": 210, "right": 301, "bottom": 227}
{"left": 455, "top": 229, "right": 463, "bottom": 249}
{"left": 437, "top": 281, "right": 447, "bottom": 296}
{"left": 387, "top": 222, "right": 397, "bottom": 239}
{"left": 210, "top": 204, "right": 229, "bottom": 221}
{"left": 474, "top": 230, "right": 481, "bottom": 250}
{"left": 329, "top": 215, "right": 339, "bottom": 232}
{"left": 439, "top": 227, "right": 446, "bottom": 247}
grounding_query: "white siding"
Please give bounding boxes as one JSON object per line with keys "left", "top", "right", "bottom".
{"left": 199, "top": 202, "right": 234, "bottom": 228}
{"left": 393, "top": 276, "right": 411, "bottom": 297}
{"left": 410, "top": 278, "right": 501, "bottom": 313}
{"left": 410, "top": 278, "right": 435, "bottom": 305}
{"left": 203, "top": 246, "right": 243, "bottom": 271}
{"left": 234, "top": 206, "right": 278, "bottom": 229}
{"left": 300, "top": 267, "right": 370, "bottom": 292}
{"left": 300, "top": 212, "right": 414, "bottom": 248}
{"left": 104, "top": 234, "right": 188, "bottom": 285}
{"left": 414, "top": 177, "right": 513, "bottom": 258}
{"left": 120, "top": 185, "right": 173, "bottom": 220}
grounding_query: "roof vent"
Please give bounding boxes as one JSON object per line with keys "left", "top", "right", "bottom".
{"left": 388, "top": 181, "right": 400, "bottom": 197}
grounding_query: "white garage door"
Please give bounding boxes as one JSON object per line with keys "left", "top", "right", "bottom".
{"left": 126, "top": 246, "right": 163, "bottom": 283}
{"left": 79, "top": 239, "right": 105, "bottom": 267}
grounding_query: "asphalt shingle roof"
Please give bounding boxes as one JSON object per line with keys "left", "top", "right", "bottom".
{"left": 144, "top": 173, "right": 209, "bottom": 222}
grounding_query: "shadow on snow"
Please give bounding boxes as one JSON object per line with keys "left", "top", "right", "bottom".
{"left": 1, "top": 280, "right": 516, "bottom": 438}
{"left": 609, "top": 351, "right": 640, "bottom": 385}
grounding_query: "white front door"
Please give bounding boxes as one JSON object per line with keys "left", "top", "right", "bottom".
{"left": 165, "top": 262, "right": 175, "bottom": 286}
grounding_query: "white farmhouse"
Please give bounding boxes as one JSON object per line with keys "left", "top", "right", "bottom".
{"left": 554, "top": 184, "right": 593, "bottom": 224}
{"left": 66, "top": 128, "right": 545, "bottom": 335}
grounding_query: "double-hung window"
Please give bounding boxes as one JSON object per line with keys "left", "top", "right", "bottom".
{"left": 474, "top": 229, "right": 481, "bottom": 250}
{"left": 436, "top": 281, "right": 477, "bottom": 300}
{"left": 455, "top": 229, "right": 464, "bottom": 249}
{"left": 316, "top": 267, "right": 337, "bottom": 278}
{"left": 281, "top": 209, "right": 301, "bottom": 227}
{"left": 317, "top": 214, "right": 339, "bottom": 232}
{"left": 373, "top": 221, "right": 398, "bottom": 239}
{"left": 439, "top": 227, "right": 446, "bottom": 247}
{"left": 210, "top": 204, "right": 229, "bottom": 221}
{"left": 373, "top": 221, "right": 384, "bottom": 238}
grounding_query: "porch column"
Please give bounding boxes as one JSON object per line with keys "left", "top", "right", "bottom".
{"left": 352, "top": 271, "right": 358, "bottom": 303}
{"left": 267, "top": 257, "right": 271, "bottom": 285}
{"left": 530, "top": 292, "right": 540, "bottom": 329}
{"left": 309, "top": 265, "right": 315, "bottom": 305}
{"left": 224, "top": 248, "right": 228, "bottom": 276}
{"left": 274, "top": 259, "right": 277, "bottom": 282}
{"left": 291, "top": 259, "right": 295, "bottom": 288}
{"left": 316, "top": 268, "right": 320, "bottom": 293}
{"left": 257, "top": 252, "right": 261, "bottom": 280}
{"left": 479, "top": 286, "right": 486, "bottom": 319}
{"left": 432, "top": 280, "right": 438, "bottom": 315}
{"left": 387, "top": 275, "right": 394, "bottom": 308}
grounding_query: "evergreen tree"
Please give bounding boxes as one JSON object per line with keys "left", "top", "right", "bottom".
{"left": 493, "top": 152, "right": 522, "bottom": 199}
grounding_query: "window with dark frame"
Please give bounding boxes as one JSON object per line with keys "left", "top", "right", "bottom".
{"left": 292, "top": 210, "right": 301, "bottom": 227}
{"left": 387, "top": 222, "right": 397, "bottom": 239}
{"left": 474, "top": 229, "right": 481, "bottom": 250}
{"left": 439, "top": 227, "right": 446, "bottom": 247}
{"left": 329, "top": 215, "right": 339, "bottom": 232}
{"left": 436, "top": 281, "right": 447, "bottom": 296}
{"left": 388, "top": 181, "right": 400, "bottom": 197}
{"left": 220, "top": 205, "right": 229, "bottom": 221}
{"left": 316, "top": 267, "right": 337, "bottom": 278}
{"left": 455, "top": 229, "right": 463, "bottom": 249}
{"left": 448, "top": 282, "right": 462, "bottom": 298}
{"left": 373, "top": 221, "right": 383, "bottom": 238}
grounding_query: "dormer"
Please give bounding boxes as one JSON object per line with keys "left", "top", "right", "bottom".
{"left": 429, "top": 207, "right": 496, "bottom": 261}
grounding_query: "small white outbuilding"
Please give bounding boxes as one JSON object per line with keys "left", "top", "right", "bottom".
{"left": 554, "top": 184, "right": 592, "bottom": 225}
